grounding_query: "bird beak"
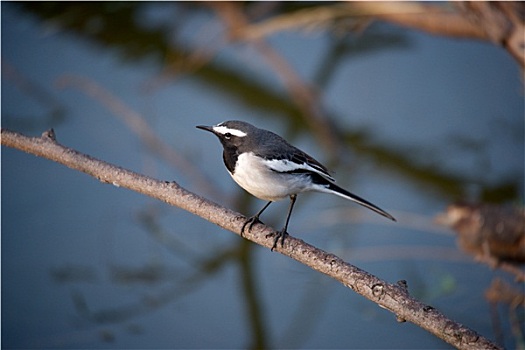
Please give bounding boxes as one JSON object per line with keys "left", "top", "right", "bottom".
{"left": 196, "top": 125, "right": 214, "bottom": 133}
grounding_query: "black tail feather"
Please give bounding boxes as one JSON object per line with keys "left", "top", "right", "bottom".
{"left": 326, "top": 182, "right": 396, "bottom": 222}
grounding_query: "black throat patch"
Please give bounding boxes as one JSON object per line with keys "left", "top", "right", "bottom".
{"left": 222, "top": 146, "right": 238, "bottom": 174}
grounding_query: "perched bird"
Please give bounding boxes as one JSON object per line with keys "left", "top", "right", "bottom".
{"left": 197, "top": 120, "right": 395, "bottom": 250}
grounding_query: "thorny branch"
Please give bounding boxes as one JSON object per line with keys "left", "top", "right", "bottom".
{"left": 1, "top": 128, "right": 502, "bottom": 350}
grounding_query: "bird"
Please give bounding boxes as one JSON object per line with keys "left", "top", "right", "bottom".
{"left": 197, "top": 120, "right": 396, "bottom": 250}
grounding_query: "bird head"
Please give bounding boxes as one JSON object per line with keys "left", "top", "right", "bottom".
{"left": 197, "top": 120, "right": 256, "bottom": 149}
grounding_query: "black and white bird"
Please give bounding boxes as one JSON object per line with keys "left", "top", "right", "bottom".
{"left": 197, "top": 120, "right": 395, "bottom": 250}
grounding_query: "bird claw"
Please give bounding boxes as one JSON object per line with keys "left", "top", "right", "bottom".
{"left": 241, "top": 216, "right": 263, "bottom": 236}
{"left": 266, "top": 230, "right": 288, "bottom": 251}
{"left": 241, "top": 214, "right": 289, "bottom": 251}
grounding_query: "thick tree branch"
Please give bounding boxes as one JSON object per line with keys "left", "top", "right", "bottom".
{"left": 2, "top": 128, "right": 502, "bottom": 350}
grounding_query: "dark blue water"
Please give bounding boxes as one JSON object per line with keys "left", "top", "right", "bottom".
{"left": 3, "top": 3, "right": 523, "bottom": 349}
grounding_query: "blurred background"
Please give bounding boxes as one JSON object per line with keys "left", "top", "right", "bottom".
{"left": 2, "top": 2, "right": 524, "bottom": 349}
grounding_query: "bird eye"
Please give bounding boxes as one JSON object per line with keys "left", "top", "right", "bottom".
{"left": 224, "top": 133, "right": 232, "bottom": 139}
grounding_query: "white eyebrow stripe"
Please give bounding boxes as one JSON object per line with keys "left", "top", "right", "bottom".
{"left": 213, "top": 125, "right": 247, "bottom": 137}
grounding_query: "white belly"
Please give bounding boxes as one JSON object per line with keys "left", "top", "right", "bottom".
{"left": 230, "top": 152, "right": 310, "bottom": 201}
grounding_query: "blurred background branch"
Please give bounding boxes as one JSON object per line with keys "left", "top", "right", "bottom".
{"left": 55, "top": 74, "right": 227, "bottom": 200}
{"left": 235, "top": 2, "right": 524, "bottom": 68}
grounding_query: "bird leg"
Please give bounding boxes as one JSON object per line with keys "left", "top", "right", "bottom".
{"left": 267, "top": 194, "right": 297, "bottom": 251}
{"left": 241, "top": 200, "right": 272, "bottom": 236}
